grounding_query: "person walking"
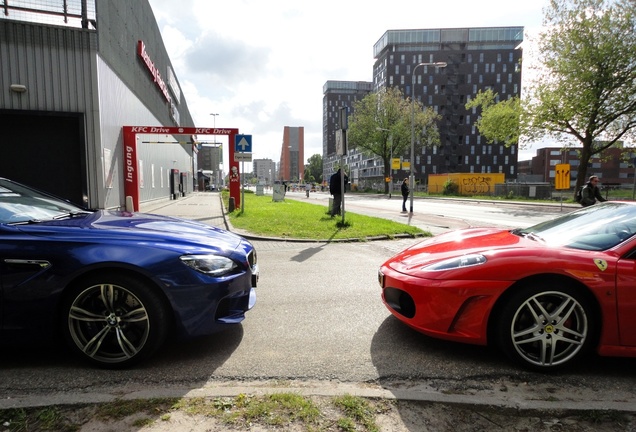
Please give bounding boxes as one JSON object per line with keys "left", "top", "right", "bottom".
{"left": 580, "top": 175, "right": 607, "bottom": 207}
{"left": 401, "top": 178, "right": 409, "bottom": 213}
{"left": 329, "top": 169, "right": 347, "bottom": 216}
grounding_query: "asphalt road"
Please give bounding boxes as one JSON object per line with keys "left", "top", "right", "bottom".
{"left": 1, "top": 194, "right": 635, "bottom": 414}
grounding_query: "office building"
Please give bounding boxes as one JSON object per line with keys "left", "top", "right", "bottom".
{"left": 372, "top": 27, "right": 523, "bottom": 183}
{"left": 197, "top": 145, "right": 223, "bottom": 187}
{"left": 519, "top": 146, "right": 636, "bottom": 187}
{"left": 321, "top": 27, "right": 525, "bottom": 188}
{"left": 322, "top": 81, "right": 373, "bottom": 182}
{"left": 278, "top": 126, "right": 304, "bottom": 182}
{"left": 253, "top": 158, "right": 276, "bottom": 186}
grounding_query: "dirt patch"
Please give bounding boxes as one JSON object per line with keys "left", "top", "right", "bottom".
{"left": 4, "top": 397, "right": 634, "bottom": 432}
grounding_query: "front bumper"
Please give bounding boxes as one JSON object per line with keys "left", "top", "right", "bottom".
{"left": 378, "top": 265, "right": 510, "bottom": 345}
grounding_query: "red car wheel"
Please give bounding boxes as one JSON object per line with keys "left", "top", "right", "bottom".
{"left": 496, "top": 284, "right": 598, "bottom": 371}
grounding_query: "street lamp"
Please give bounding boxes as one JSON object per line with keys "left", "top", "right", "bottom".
{"left": 410, "top": 61, "right": 447, "bottom": 214}
{"left": 376, "top": 127, "right": 393, "bottom": 198}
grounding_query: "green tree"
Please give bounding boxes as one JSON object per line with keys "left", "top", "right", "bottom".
{"left": 304, "top": 153, "right": 323, "bottom": 184}
{"left": 347, "top": 86, "right": 442, "bottom": 194}
{"left": 465, "top": 89, "right": 521, "bottom": 147}
{"left": 527, "top": 0, "right": 636, "bottom": 196}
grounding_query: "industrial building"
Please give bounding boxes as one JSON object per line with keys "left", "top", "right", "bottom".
{"left": 1, "top": 0, "right": 198, "bottom": 208}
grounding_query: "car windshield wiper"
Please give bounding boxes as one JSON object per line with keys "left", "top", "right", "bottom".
{"left": 524, "top": 231, "right": 546, "bottom": 243}
{"left": 52, "top": 210, "right": 92, "bottom": 220}
{"left": 511, "top": 228, "right": 546, "bottom": 243}
{"left": 7, "top": 218, "right": 45, "bottom": 225}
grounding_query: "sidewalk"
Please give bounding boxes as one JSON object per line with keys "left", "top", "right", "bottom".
{"left": 139, "top": 192, "right": 229, "bottom": 231}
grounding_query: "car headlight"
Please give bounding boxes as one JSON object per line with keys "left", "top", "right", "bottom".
{"left": 180, "top": 254, "right": 237, "bottom": 276}
{"left": 424, "top": 254, "right": 487, "bottom": 271}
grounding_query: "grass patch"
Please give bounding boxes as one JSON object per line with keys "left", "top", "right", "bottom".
{"left": 0, "top": 393, "right": 393, "bottom": 431}
{"left": 0, "top": 406, "right": 78, "bottom": 432}
{"left": 223, "top": 191, "right": 427, "bottom": 240}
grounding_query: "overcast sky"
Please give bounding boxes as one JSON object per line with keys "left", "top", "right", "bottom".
{"left": 147, "top": 0, "right": 550, "bottom": 170}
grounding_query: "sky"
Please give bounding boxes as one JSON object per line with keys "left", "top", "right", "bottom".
{"left": 147, "top": 0, "right": 551, "bottom": 171}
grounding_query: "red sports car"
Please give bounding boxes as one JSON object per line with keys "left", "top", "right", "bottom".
{"left": 378, "top": 201, "right": 636, "bottom": 371}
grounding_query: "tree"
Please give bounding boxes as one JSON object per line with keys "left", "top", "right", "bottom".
{"left": 304, "top": 154, "right": 323, "bottom": 184}
{"left": 465, "top": 89, "right": 521, "bottom": 147}
{"left": 347, "top": 87, "right": 442, "bottom": 194}
{"left": 526, "top": 0, "right": 636, "bottom": 196}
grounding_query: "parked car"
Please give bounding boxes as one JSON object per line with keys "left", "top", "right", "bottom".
{"left": 0, "top": 178, "right": 258, "bottom": 368}
{"left": 378, "top": 201, "right": 636, "bottom": 371}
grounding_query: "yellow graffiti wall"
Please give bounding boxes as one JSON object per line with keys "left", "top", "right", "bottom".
{"left": 428, "top": 173, "right": 505, "bottom": 195}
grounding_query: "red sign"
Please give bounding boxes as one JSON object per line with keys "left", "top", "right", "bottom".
{"left": 137, "top": 40, "right": 171, "bottom": 104}
{"left": 122, "top": 126, "right": 240, "bottom": 211}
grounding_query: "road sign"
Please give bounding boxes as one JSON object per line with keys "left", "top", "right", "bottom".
{"left": 555, "top": 163, "right": 571, "bottom": 190}
{"left": 336, "top": 130, "right": 346, "bottom": 156}
{"left": 234, "top": 152, "right": 253, "bottom": 162}
{"left": 235, "top": 134, "right": 252, "bottom": 153}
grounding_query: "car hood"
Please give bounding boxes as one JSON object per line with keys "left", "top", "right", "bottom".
{"left": 388, "top": 227, "right": 528, "bottom": 273}
{"left": 13, "top": 210, "right": 244, "bottom": 252}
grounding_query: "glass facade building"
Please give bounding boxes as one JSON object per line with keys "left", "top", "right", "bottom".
{"left": 372, "top": 26, "right": 524, "bottom": 182}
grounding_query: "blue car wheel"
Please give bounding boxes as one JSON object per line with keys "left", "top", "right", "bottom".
{"left": 62, "top": 274, "right": 171, "bottom": 368}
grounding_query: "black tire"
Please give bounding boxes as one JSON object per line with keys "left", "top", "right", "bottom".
{"left": 61, "top": 273, "right": 170, "bottom": 369}
{"left": 495, "top": 284, "right": 597, "bottom": 372}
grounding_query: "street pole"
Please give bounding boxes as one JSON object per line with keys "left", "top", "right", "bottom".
{"left": 340, "top": 155, "right": 345, "bottom": 223}
{"left": 389, "top": 134, "right": 393, "bottom": 199}
{"left": 410, "top": 62, "right": 447, "bottom": 214}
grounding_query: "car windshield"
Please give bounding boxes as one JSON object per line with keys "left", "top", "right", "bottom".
{"left": 513, "top": 202, "right": 636, "bottom": 251}
{"left": 0, "top": 179, "right": 90, "bottom": 224}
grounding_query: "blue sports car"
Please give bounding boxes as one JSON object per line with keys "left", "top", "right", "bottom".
{"left": 0, "top": 178, "right": 258, "bottom": 368}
